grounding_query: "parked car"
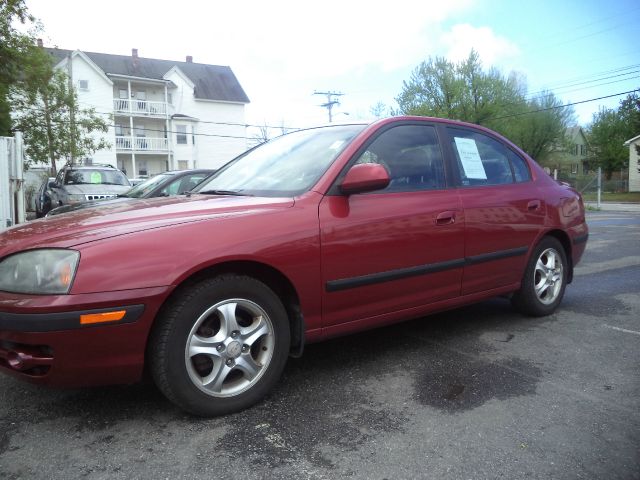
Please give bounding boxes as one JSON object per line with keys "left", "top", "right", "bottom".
{"left": 34, "top": 177, "right": 55, "bottom": 218}
{"left": 46, "top": 164, "right": 131, "bottom": 211}
{"left": 0, "top": 117, "right": 588, "bottom": 417}
{"left": 46, "top": 169, "right": 215, "bottom": 216}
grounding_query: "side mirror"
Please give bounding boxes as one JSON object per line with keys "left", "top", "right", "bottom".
{"left": 340, "top": 163, "right": 390, "bottom": 195}
{"left": 48, "top": 181, "right": 58, "bottom": 189}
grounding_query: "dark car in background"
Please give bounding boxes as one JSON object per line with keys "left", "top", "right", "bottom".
{"left": 47, "top": 169, "right": 215, "bottom": 216}
{"left": 34, "top": 177, "right": 55, "bottom": 218}
{"left": 46, "top": 164, "right": 131, "bottom": 213}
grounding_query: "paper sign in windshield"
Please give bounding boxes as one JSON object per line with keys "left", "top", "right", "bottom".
{"left": 454, "top": 137, "right": 487, "bottom": 179}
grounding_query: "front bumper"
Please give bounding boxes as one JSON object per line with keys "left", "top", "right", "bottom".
{"left": 0, "top": 286, "right": 173, "bottom": 387}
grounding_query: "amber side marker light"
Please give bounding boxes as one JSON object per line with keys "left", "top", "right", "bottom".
{"left": 80, "top": 310, "right": 126, "bottom": 325}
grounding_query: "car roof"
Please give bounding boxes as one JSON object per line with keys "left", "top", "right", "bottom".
{"left": 63, "top": 164, "right": 120, "bottom": 170}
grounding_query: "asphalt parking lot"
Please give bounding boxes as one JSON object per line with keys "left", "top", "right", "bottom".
{"left": 1, "top": 210, "right": 639, "bottom": 480}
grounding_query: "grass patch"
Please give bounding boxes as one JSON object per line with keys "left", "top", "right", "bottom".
{"left": 582, "top": 192, "right": 640, "bottom": 202}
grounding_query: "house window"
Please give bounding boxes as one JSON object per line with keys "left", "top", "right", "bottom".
{"left": 115, "top": 124, "right": 123, "bottom": 136}
{"left": 138, "top": 160, "right": 148, "bottom": 177}
{"left": 176, "top": 125, "right": 187, "bottom": 144}
{"left": 192, "top": 126, "right": 196, "bottom": 145}
{"left": 571, "top": 163, "right": 579, "bottom": 174}
{"left": 572, "top": 144, "right": 578, "bottom": 156}
{"left": 78, "top": 80, "right": 89, "bottom": 91}
{"left": 167, "top": 93, "right": 173, "bottom": 104}
{"left": 580, "top": 145, "right": 587, "bottom": 156}
{"left": 178, "top": 160, "right": 189, "bottom": 170}
{"left": 119, "top": 89, "right": 128, "bottom": 99}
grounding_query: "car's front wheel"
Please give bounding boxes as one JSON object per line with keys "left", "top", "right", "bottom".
{"left": 149, "top": 275, "right": 290, "bottom": 416}
{"left": 512, "top": 236, "right": 568, "bottom": 317}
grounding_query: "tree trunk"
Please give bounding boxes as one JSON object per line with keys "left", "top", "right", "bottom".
{"left": 43, "top": 92, "right": 57, "bottom": 177}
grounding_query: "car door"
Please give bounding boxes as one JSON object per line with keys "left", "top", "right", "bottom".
{"left": 443, "top": 126, "right": 545, "bottom": 295}
{"left": 319, "top": 123, "right": 465, "bottom": 328}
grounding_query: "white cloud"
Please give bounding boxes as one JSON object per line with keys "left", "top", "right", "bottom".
{"left": 26, "top": 0, "right": 486, "bottom": 126}
{"left": 440, "top": 23, "right": 520, "bottom": 66}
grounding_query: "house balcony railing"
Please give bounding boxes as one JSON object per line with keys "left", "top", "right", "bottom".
{"left": 113, "top": 98, "right": 169, "bottom": 117}
{"left": 115, "top": 136, "right": 169, "bottom": 152}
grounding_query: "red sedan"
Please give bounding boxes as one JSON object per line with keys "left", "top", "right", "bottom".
{"left": 0, "top": 117, "right": 588, "bottom": 416}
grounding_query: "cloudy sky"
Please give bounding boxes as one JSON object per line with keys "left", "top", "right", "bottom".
{"left": 24, "top": 0, "right": 639, "bottom": 134}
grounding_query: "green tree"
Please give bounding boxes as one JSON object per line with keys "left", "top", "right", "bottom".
{"left": 395, "top": 50, "right": 573, "bottom": 162}
{"left": 587, "top": 92, "right": 640, "bottom": 179}
{"left": 396, "top": 51, "right": 526, "bottom": 125}
{"left": 11, "top": 48, "right": 111, "bottom": 175}
{"left": 0, "top": 0, "right": 39, "bottom": 135}
{"left": 504, "top": 92, "right": 575, "bottom": 163}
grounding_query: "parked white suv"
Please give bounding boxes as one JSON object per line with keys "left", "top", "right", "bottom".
{"left": 48, "top": 164, "right": 131, "bottom": 210}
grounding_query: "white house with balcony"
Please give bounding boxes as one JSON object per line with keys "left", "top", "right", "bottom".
{"left": 45, "top": 46, "right": 250, "bottom": 177}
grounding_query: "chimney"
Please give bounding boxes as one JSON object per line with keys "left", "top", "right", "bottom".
{"left": 132, "top": 48, "right": 138, "bottom": 58}
{"left": 186, "top": 55, "right": 193, "bottom": 63}
{"left": 36, "top": 38, "right": 43, "bottom": 48}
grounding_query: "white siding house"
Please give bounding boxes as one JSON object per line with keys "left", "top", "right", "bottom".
{"left": 45, "top": 47, "right": 250, "bottom": 176}
{"left": 624, "top": 134, "right": 640, "bottom": 192}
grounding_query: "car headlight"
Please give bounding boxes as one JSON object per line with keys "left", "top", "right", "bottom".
{"left": 0, "top": 249, "right": 80, "bottom": 294}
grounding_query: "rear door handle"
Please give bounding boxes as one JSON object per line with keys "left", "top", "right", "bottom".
{"left": 527, "top": 200, "right": 541, "bottom": 211}
{"left": 435, "top": 211, "right": 456, "bottom": 226}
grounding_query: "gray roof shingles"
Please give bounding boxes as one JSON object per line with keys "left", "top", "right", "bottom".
{"left": 45, "top": 48, "right": 250, "bottom": 104}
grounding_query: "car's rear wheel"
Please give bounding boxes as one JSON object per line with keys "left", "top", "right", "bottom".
{"left": 149, "top": 275, "right": 290, "bottom": 416}
{"left": 512, "top": 236, "right": 568, "bottom": 317}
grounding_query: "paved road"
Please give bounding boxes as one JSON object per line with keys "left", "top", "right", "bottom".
{"left": 1, "top": 211, "right": 639, "bottom": 480}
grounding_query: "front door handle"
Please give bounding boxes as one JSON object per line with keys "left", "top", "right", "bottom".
{"left": 527, "top": 200, "right": 541, "bottom": 211}
{"left": 435, "top": 211, "right": 456, "bottom": 226}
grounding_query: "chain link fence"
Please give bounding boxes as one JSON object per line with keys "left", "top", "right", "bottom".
{"left": 557, "top": 172, "right": 628, "bottom": 195}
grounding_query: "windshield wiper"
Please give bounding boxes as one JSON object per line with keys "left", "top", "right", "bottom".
{"left": 188, "top": 189, "right": 252, "bottom": 196}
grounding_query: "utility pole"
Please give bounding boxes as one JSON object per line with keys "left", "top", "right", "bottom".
{"left": 313, "top": 91, "right": 344, "bottom": 122}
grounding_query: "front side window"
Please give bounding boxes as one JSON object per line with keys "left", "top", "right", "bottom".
{"left": 195, "top": 125, "right": 365, "bottom": 197}
{"left": 447, "top": 128, "right": 531, "bottom": 186}
{"left": 353, "top": 124, "right": 446, "bottom": 192}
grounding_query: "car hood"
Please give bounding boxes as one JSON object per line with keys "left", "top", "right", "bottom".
{"left": 0, "top": 195, "right": 295, "bottom": 256}
{"left": 47, "top": 197, "right": 131, "bottom": 216}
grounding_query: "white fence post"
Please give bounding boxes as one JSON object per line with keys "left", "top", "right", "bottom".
{"left": 597, "top": 167, "right": 602, "bottom": 209}
{"left": 0, "top": 134, "right": 26, "bottom": 231}
{"left": 0, "top": 137, "right": 10, "bottom": 230}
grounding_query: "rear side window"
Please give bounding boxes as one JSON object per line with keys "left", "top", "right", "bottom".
{"left": 510, "top": 152, "right": 532, "bottom": 182}
{"left": 447, "top": 128, "right": 531, "bottom": 186}
{"left": 353, "top": 125, "right": 446, "bottom": 192}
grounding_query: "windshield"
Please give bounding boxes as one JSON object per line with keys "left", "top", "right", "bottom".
{"left": 194, "top": 124, "right": 366, "bottom": 197}
{"left": 125, "top": 173, "right": 172, "bottom": 198}
{"left": 64, "top": 169, "right": 130, "bottom": 186}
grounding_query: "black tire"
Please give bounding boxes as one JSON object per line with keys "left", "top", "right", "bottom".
{"left": 512, "top": 236, "right": 568, "bottom": 317}
{"left": 148, "top": 274, "right": 290, "bottom": 416}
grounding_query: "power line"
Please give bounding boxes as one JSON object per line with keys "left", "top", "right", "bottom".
{"left": 528, "top": 5, "right": 640, "bottom": 43}
{"left": 493, "top": 89, "right": 638, "bottom": 121}
{"left": 525, "top": 66, "right": 640, "bottom": 98}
